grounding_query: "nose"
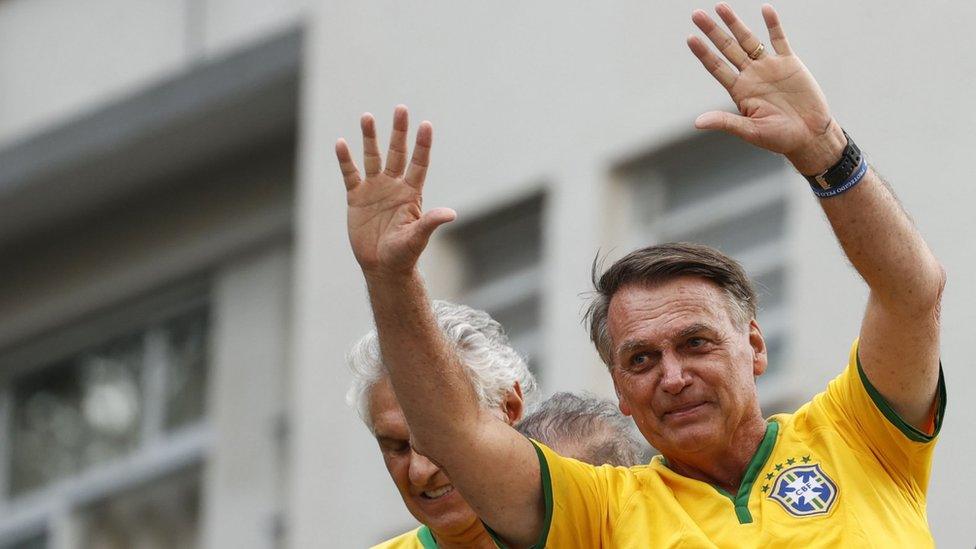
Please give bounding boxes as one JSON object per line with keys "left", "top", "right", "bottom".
{"left": 407, "top": 449, "right": 441, "bottom": 487}
{"left": 659, "top": 352, "right": 690, "bottom": 395}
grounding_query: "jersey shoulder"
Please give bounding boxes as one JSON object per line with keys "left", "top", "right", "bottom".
{"left": 370, "top": 527, "right": 424, "bottom": 549}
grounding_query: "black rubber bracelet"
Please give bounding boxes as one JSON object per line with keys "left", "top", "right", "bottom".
{"left": 805, "top": 130, "right": 863, "bottom": 194}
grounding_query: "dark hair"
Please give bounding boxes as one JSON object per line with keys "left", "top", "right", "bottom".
{"left": 516, "top": 392, "right": 649, "bottom": 467}
{"left": 585, "top": 242, "right": 757, "bottom": 369}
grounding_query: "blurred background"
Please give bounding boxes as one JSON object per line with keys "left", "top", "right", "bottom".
{"left": 0, "top": 1, "right": 973, "bottom": 547}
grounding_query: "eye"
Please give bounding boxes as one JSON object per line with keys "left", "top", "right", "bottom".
{"left": 629, "top": 352, "right": 652, "bottom": 369}
{"left": 687, "top": 337, "right": 705, "bottom": 348}
{"left": 381, "top": 439, "right": 410, "bottom": 454}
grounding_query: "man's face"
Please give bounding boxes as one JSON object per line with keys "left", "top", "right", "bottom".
{"left": 607, "top": 276, "right": 766, "bottom": 457}
{"left": 367, "top": 378, "right": 480, "bottom": 536}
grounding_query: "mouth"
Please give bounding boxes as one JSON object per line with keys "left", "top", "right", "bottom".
{"left": 664, "top": 402, "right": 707, "bottom": 419}
{"left": 420, "top": 484, "right": 455, "bottom": 500}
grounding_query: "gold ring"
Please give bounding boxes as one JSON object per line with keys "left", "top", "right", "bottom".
{"left": 748, "top": 42, "right": 765, "bottom": 60}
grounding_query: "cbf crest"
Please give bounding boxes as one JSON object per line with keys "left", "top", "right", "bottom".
{"left": 765, "top": 460, "right": 838, "bottom": 517}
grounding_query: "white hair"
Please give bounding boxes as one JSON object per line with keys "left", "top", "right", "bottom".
{"left": 346, "top": 300, "right": 538, "bottom": 431}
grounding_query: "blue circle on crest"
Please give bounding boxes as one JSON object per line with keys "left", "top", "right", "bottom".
{"left": 768, "top": 463, "right": 838, "bottom": 517}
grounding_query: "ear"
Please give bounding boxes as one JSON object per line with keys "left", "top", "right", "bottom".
{"left": 748, "top": 319, "right": 768, "bottom": 377}
{"left": 610, "top": 368, "right": 633, "bottom": 417}
{"left": 501, "top": 382, "right": 525, "bottom": 425}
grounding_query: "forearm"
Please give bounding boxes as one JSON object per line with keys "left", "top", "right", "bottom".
{"left": 793, "top": 124, "right": 944, "bottom": 315}
{"left": 365, "top": 269, "right": 486, "bottom": 455}
{"left": 817, "top": 165, "right": 944, "bottom": 315}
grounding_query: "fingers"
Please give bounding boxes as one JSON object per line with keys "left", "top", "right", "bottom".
{"left": 761, "top": 4, "right": 792, "bottom": 55}
{"left": 335, "top": 138, "right": 362, "bottom": 191}
{"left": 361, "top": 113, "right": 382, "bottom": 176}
{"left": 404, "top": 121, "right": 433, "bottom": 189}
{"left": 384, "top": 105, "right": 409, "bottom": 178}
{"left": 715, "top": 3, "right": 765, "bottom": 62}
{"left": 687, "top": 35, "right": 737, "bottom": 90}
{"left": 694, "top": 111, "right": 760, "bottom": 144}
{"left": 692, "top": 9, "right": 749, "bottom": 69}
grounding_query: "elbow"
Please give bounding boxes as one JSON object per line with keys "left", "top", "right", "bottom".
{"left": 930, "top": 262, "right": 947, "bottom": 321}
{"left": 904, "top": 260, "right": 946, "bottom": 320}
{"left": 878, "top": 259, "right": 946, "bottom": 320}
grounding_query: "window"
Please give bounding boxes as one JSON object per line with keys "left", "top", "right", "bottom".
{"left": 0, "top": 291, "right": 210, "bottom": 548}
{"left": 448, "top": 194, "right": 546, "bottom": 377}
{"left": 617, "top": 132, "right": 792, "bottom": 382}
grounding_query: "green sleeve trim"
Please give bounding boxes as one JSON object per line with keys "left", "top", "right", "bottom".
{"left": 855, "top": 351, "right": 947, "bottom": 443}
{"left": 417, "top": 525, "right": 439, "bottom": 549}
{"left": 483, "top": 440, "right": 553, "bottom": 548}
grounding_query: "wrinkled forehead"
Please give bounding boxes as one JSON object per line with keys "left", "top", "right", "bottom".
{"left": 607, "top": 278, "right": 733, "bottom": 341}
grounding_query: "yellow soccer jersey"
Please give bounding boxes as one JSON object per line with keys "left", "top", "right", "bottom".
{"left": 518, "top": 341, "right": 945, "bottom": 548}
{"left": 372, "top": 526, "right": 438, "bottom": 549}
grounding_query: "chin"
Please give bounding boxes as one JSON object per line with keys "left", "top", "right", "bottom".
{"left": 663, "top": 422, "right": 723, "bottom": 453}
{"left": 422, "top": 508, "right": 479, "bottom": 536}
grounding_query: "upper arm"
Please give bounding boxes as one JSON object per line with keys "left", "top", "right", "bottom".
{"left": 439, "top": 416, "right": 545, "bottom": 547}
{"left": 858, "top": 285, "right": 943, "bottom": 433}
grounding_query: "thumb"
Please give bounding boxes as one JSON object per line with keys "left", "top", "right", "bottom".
{"left": 411, "top": 207, "right": 457, "bottom": 248}
{"left": 695, "top": 111, "right": 759, "bottom": 143}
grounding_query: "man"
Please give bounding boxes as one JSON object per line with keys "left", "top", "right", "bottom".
{"left": 347, "top": 300, "right": 537, "bottom": 548}
{"left": 350, "top": 303, "right": 646, "bottom": 547}
{"left": 336, "top": 4, "right": 945, "bottom": 546}
{"left": 516, "top": 392, "right": 650, "bottom": 468}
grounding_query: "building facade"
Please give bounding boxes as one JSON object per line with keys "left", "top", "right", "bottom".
{"left": 1, "top": 1, "right": 973, "bottom": 547}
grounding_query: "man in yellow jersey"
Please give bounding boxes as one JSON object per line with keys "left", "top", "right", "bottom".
{"left": 335, "top": 3, "right": 945, "bottom": 546}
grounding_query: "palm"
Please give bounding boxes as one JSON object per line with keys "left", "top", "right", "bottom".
{"left": 726, "top": 55, "right": 831, "bottom": 155}
{"left": 347, "top": 172, "right": 425, "bottom": 270}
{"left": 337, "top": 107, "right": 455, "bottom": 276}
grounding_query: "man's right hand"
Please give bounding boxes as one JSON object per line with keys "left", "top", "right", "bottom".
{"left": 336, "top": 105, "right": 456, "bottom": 279}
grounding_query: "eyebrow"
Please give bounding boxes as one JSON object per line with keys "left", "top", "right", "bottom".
{"left": 676, "top": 322, "right": 714, "bottom": 339}
{"left": 614, "top": 322, "right": 716, "bottom": 359}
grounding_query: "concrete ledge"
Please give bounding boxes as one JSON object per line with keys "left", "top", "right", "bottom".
{"left": 0, "top": 28, "right": 302, "bottom": 247}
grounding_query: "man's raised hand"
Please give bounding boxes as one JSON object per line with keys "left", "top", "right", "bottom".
{"left": 336, "top": 105, "right": 456, "bottom": 278}
{"left": 688, "top": 3, "right": 846, "bottom": 175}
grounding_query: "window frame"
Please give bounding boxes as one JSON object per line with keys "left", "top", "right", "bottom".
{"left": 0, "top": 282, "right": 212, "bottom": 547}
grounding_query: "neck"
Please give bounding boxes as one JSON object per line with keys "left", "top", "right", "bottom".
{"left": 663, "top": 414, "right": 768, "bottom": 495}
{"left": 431, "top": 522, "right": 496, "bottom": 549}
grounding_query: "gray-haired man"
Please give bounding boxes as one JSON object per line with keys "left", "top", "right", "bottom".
{"left": 347, "top": 300, "right": 536, "bottom": 549}
{"left": 517, "top": 392, "right": 649, "bottom": 468}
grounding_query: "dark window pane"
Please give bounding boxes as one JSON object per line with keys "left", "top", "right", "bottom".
{"left": 1, "top": 532, "right": 47, "bottom": 549}
{"left": 451, "top": 194, "right": 544, "bottom": 288}
{"left": 10, "top": 336, "right": 143, "bottom": 495}
{"left": 163, "top": 309, "right": 209, "bottom": 431}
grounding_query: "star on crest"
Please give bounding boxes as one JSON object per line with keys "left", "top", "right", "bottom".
{"left": 801, "top": 455, "right": 811, "bottom": 463}
{"left": 761, "top": 484, "right": 769, "bottom": 493}
{"left": 775, "top": 463, "right": 783, "bottom": 471}
{"left": 786, "top": 457, "right": 796, "bottom": 465}
{"left": 765, "top": 472, "right": 774, "bottom": 480}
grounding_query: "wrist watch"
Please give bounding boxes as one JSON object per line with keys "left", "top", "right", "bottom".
{"left": 805, "top": 130, "right": 866, "bottom": 197}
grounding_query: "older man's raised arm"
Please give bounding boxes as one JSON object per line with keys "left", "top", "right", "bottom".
{"left": 687, "top": 4, "right": 943, "bottom": 430}
{"left": 336, "top": 106, "right": 544, "bottom": 546}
